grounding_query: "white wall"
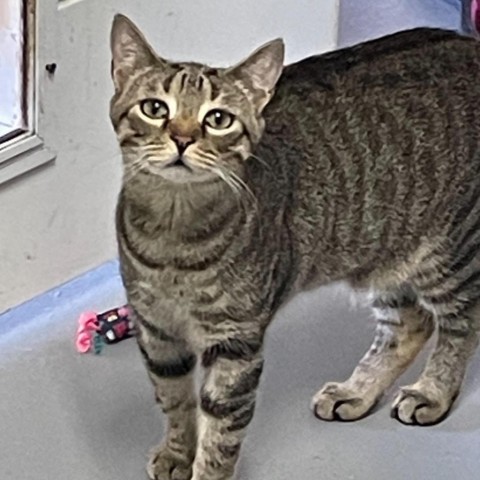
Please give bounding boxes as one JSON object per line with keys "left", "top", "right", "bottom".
{"left": 0, "top": 0, "right": 339, "bottom": 313}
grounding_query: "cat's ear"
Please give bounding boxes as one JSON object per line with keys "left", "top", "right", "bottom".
{"left": 227, "top": 39, "right": 285, "bottom": 111}
{"left": 110, "top": 14, "right": 159, "bottom": 90}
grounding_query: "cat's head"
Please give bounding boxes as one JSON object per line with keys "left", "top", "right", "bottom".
{"left": 109, "top": 14, "right": 284, "bottom": 186}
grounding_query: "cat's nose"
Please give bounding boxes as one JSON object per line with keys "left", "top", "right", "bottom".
{"left": 170, "top": 134, "right": 195, "bottom": 155}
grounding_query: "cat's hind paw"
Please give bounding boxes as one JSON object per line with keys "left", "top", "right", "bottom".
{"left": 390, "top": 385, "right": 457, "bottom": 426}
{"left": 312, "top": 382, "right": 379, "bottom": 422}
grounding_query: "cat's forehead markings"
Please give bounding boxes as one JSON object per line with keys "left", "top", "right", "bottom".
{"left": 202, "top": 68, "right": 222, "bottom": 100}
{"left": 169, "top": 68, "right": 197, "bottom": 93}
{"left": 163, "top": 69, "right": 181, "bottom": 92}
{"left": 169, "top": 70, "right": 215, "bottom": 110}
{"left": 179, "top": 72, "right": 189, "bottom": 91}
{"left": 198, "top": 74, "right": 214, "bottom": 101}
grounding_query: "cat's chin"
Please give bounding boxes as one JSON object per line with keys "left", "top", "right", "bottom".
{"left": 153, "top": 165, "right": 217, "bottom": 185}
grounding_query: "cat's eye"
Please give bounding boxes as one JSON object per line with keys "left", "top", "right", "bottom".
{"left": 140, "top": 99, "right": 169, "bottom": 120}
{"left": 203, "top": 109, "right": 235, "bottom": 130}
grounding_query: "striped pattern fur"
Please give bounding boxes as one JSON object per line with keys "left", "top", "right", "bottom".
{"left": 110, "top": 14, "right": 480, "bottom": 479}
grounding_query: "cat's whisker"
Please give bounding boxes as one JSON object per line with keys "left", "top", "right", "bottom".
{"left": 200, "top": 162, "right": 240, "bottom": 196}
{"left": 249, "top": 153, "right": 271, "bottom": 171}
{"left": 227, "top": 146, "right": 271, "bottom": 172}
{"left": 198, "top": 149, "right": 260, "bottom": 213}
{"left": 195, "top": 159, "right": 247, "bottom": 212}
{"left": 122, "top": 150, "right": 167, "bottom": 182}
{"left": 225, "top": 169, "right": 259, "bottom": 214}
{"left": 216, "top": 166, "right": 258, "bottom": 218}
{"left": 193, "top": 152, "right": 219, "bottom": 166}
{"left": 122, "top": 155, "right": 145, "bottom": 180}
{"left": 122, "top": 146, "right": 164, "bottom": 157}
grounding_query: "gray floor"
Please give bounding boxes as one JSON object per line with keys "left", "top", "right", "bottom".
{"left": 1, "top": 271, "right": 480, "bottom": 480}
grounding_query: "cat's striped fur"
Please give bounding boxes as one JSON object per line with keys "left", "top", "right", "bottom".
{"left": 110, "top": 14, "right": 480, "bottom": 480}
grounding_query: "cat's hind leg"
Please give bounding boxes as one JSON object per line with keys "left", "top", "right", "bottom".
{"left": 133, "top": 309, "right": 197, "bottom": 480}
{"left": 391, "top": 289, "right": 480, "bottom": 426}
{"left": 313, "top": 287, "right": 434, "bottom": 422}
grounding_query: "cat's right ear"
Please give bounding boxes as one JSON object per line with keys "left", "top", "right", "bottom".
{"left": 110, "top": 14, "right": 158, "bottom": 90}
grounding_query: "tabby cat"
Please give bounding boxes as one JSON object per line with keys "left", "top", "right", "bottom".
{"left": 110, "top": 13, "right": 480, "bottom": 480}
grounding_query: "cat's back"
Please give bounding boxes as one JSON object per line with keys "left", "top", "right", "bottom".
{"left": 259, "top": 29, "right": 480, "bottom": 281}
{"left": 263, "top": 27, "right": 480, "bottom": 189}
{"left": 277, "top": 28, "right": 480, "bottom": 96}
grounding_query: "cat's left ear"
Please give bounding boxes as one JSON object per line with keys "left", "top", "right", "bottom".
{"left": 227, "top": 39, "right": 285, "bottom": 112}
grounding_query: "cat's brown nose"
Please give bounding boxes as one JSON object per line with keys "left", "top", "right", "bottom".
{"left": 170, "top": 134, "right": 195, "bottom": 156}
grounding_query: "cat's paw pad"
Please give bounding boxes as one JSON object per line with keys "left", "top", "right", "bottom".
{"left": 312, "top": 382, "right": 378, "bottom": 422}
{"left": 390, "top": 386, "right": 455, "bottom": 426}
{"left": 147, "top": 444, "right": 193, "bottom": 480}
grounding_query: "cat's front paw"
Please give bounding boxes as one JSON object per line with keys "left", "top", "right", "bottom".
{"left": 147, "top": 444, "right": 193, "bottom": 480}
{"left": 390, "top": 384, "right": 456, "bottom": 426}
{"left": 312, "top": 382, "right": 379, "bottom": 422}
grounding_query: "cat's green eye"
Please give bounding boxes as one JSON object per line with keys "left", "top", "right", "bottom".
{"left": 140, "top": 99, "right": 169, "bottom": 120}
{"left": 203, "top": 109, "right": 235, "bottom": 130}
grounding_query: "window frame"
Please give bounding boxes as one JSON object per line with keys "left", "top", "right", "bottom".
{"left": 0, "top": 0, "right": 56, "bottom": 186}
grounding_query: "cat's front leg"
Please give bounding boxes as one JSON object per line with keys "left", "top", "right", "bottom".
{"left": 133, "top": 308, "right": 198, "bottom": 480}
{"left": 191, "top": 336, "right": 264, "bottom": 480}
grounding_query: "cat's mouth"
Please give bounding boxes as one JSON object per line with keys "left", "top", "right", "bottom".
{"left": 155, "top": 155, "right": 214, "bottom": 184}
{"left": 166, "top": 157, "right": 193, "bottom": 171}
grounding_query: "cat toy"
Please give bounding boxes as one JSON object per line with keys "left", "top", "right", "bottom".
{"left": 75, "top": 305, "right": 135, "bottom": 354}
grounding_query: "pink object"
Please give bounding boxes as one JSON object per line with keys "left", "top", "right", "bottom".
{"left": 76, "top": 311, "right": 100, "bottom": 353}
{"left": 76, "top": 330, "right": 93, "bottom": 353}
{"left": 78, "top": 311, "right": 100, "bottom": 332}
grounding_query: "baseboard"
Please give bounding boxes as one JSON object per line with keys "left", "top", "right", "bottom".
{"left": 0, "top": 259, "right": 125, "bottom": 339}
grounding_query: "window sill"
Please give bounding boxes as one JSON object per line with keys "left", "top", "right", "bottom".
{"left": 0, "top": 134, "right": 56, "bottom": 186}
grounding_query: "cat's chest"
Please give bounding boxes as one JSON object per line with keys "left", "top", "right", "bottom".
{"left": 127, "top": 265, "right": 221, "bottom": 312}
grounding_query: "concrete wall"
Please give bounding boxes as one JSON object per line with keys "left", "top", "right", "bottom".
{"left": 0, "top": 0, "right": 339, "bottom": 313}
